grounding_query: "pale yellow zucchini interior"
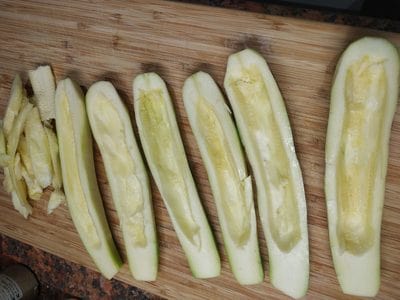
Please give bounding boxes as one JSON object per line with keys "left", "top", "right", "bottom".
{"left": 90, "top": 94, "right": 146, "bottom": 247}
{"left": 336, "top": 55, "right": 386, "bottom": 255}
{"left": 228, "top": 67, "right": 301, "bottom": 252}
{"left": 138, "top": 89, "right": 200, "bottom": 247}
{"left": 196, "top": 97, "right": 250, "bottom": 246}
{"left": 59, "top": 92, "right": 101, "bottom": 248}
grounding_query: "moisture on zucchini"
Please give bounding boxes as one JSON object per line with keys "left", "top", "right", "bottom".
{"left": 183, "top": 71, "right": 263, "bottom": 284}
{"left": 86, "top": 81, "right": 158, "bottom": 281}
{"left": 224, "top": 49, "right": 309, "bottom": 298}
{"left": 134, "top": 72, "right": 220, "bottom": 279}
{"left": 55, "top": 78, "right": 122, "bottom": 279}
{"left": 325, "top": 37, "right": 400, "bottom": 297}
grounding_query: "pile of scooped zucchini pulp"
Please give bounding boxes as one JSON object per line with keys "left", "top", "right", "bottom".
{"left": 1, "top": 36, "right": 398, "bottom": 298}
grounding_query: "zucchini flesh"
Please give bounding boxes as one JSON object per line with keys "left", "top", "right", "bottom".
{"left": 3, "top": 75, "right": 25, "bottom": 138}
{"left": 24, "top": 107, "right": 53, "bottom": 188}
{"left": 86, "top": 81, "right": 158, "bottom": 281}
{"left": 6, "top": 101, "right": 33, "bottom": 218}
{"left": 17, "top": 135, "right": 43, "bottom": 201}
{"left": 44, "top": 126, "right": 66, "bottom": 213}
{"left": 224, "top": 49, "right": 309, "bottom": 298}
{"left": 0, "top": 121, "right": 10, "bottom": 167}
{"left": 55, "top": 78, "right": 122, "bottom": 279}
{"left": 325, "top": 37, "right": 400, "bottom": 296}
{"left": 134, "top": 72, "right": 220, "bottom": 278}
{"left": 28, "top": 65, "right": 56, "bottom": 121}
{"left": 44, "top": 126, "right": 63, "bottom": 190}
{"left": 183, "top": 71, "right": 263, "bottom": 284}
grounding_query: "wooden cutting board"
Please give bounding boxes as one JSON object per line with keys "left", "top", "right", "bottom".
{"left": 0, "top": 0, "right": 399, "bottom": 299}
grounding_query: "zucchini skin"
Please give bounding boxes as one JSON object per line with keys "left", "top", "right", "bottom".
{"left": 224, "top": 49, "right": 309, "bottom": 298}
{"left": 325, "top": 37, "right": 400, "bottom": 297}
{"left": 86, "top": 81, "right": 158, "bottom": 281}
{"left": 133, "top": 72, "right": 221, "bottom": 279}
{"left": 183, "top": 71, "right": 263, "bottom": 284}
{"left": 55, "top": 78, "right": 122, "bottom": 279}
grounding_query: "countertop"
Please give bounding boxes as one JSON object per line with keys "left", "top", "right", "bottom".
{"left": 0, "top": 1, "right": 398, "bottom": 299}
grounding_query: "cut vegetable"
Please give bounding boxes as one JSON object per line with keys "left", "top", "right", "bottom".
{"left": 14, "top": 153, "right": 22, "bottom": 180}
{"left": 47, "top": 189, "right": 65, "bottom": 214}
{"left": 6, "top": 158, "right": 31, "bottom": 218}
{"left": 25, "top": 107, "right": 53, "bottom": 188}
{"left": 0, "top": 122, "right": 11, "bottom": 167}
{"left": 55, "top": 78, "right": 122, "bottom": 279}
{"left": 7, "top": 102, "right": 33, "bottom": 158}
{"left": 183, "top": 71, "right": 263, "bottom": 284}
{"left": 43, "top": 124, "right": 65, "bottom": 212}
{"left": 29, "top": 65, "right": 56, "bottom": 120}
{"left": 3, "top": 75, "right": 25, "bottom": 138}
{"left": 3, "top": 81, "right": 30, "bottom": 211}
{"left": 20, "top": 166, "right": 42, "bottom": 201}
{"left": 5, "top": 101, "right": 33, "bottom": 218}
{"left": 1, "top": 122, "right": 12, "bottom": 193}
{"left": 86, "top": 81, "right": 158, "bottom": 281}
{"left": 11, "top": 190, "right": 31, "bottom": 219}
{"left": 44, "top": 126, "right": 62, "bottom": 189}
{"left": 44, "top": 125, "right": 65, "bottom": 213}
{"left": 224, "top": 49, "right": 309, "bottom": 298}
{"left": 134, "top": 72, "right": 220, "bottom": 278}
{"left": 17, "top": 135, "right": 43, "bottom": 201}
{"left": 17, "top": 136, "right": 33, "bottom": 174}
{"left": 3, "top": 167, "right": 13, "bottom": 193}
{"left": 325, "top": 37, "right": 399, "bottom": 297}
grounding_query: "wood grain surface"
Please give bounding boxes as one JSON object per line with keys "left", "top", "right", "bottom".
{"left": 0, "top": 1, "right": 399, "bottom": 299}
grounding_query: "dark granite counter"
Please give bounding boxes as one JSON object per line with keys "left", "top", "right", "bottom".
{"left": 176, "top": 0, "right": 400, "bottom": 32}
{"left": 0, "top": 1, "right": 398, "bottom": 299}
{"left": 0, "top": 234, "right": 159, "bottom": 299}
